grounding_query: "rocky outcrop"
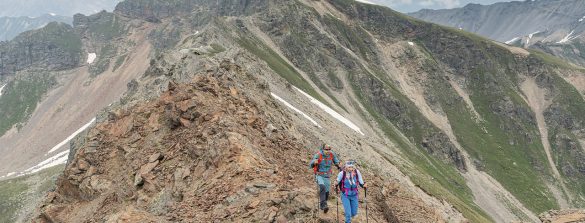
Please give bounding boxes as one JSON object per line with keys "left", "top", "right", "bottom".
{"left": 539, "top": 209, "right": 585, "bottom": 223}
{"left": 36, "top": 74, "right": 311, "bottom": 222}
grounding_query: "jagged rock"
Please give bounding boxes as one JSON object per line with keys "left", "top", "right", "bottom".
{"left": 275, "top": 215, "right": 287, "bottom": 223}
{"left": 179, "top": 118, "right": 191, "bottom": 127}
{"left": 139, "top": 160, "right": 159, "bottom": 175}
{"left": 253, "top": 182, "right": 276, "bottom": 189}
{"left": 77, "top": 159, "right": 90, "bottom": 171}
{"left": 39, "top": 205, "right": 64, "bottom": 223}
{"left": 148, "top": 153, "right": 163, "bottom": 163}
{"left": 134, "top": 174, "right": 144, "bottom": 187}
{"left": 247, "top": 200, "right": 261, "bottom": 209}
{"left": 178, "top": 99, "right": 196, "bottom": 112}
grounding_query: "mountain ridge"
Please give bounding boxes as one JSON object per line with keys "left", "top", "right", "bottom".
{"left": 2, "top": 0, "right": 585, "bottom": 222}
{"left": 408, "top": 0, "right": 585, "bottom": 66}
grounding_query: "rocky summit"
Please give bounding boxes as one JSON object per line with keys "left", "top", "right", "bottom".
{"left": 2, "top": 0, "right": 585, "bottom": 222}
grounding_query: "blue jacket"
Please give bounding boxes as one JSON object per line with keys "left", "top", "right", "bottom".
{"left": 309, "top": 150, "right": 340, "bottom": 176}
{"left": 336, "top": 170, "right": 364, "bottom": 196}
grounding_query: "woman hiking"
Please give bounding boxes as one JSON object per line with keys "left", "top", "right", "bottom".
{"left": 336, "top": 160, "right": 367, "bottom": 223}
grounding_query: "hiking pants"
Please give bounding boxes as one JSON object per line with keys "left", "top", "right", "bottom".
{"left": 341, "top": 193, "right": 359, "bottom": 223}
{"left": 315, "top": 175, "right": 331, "bottom": 209}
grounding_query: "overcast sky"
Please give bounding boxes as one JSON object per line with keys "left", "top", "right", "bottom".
{"left": 367, "top": 0, "right": 515, "bottom": 13}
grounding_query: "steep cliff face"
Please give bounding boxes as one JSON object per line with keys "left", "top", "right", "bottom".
{"left": 7, "top": 0, "right": 585, "bottom": 222}
{"left": 0, "top": 22, "right": 82, "bottom": 77}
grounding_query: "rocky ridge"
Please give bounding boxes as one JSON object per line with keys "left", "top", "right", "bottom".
{"left": 3, "top": 0, "right": 585, "bottom": 222}
{"left": 34, "top": 67, "right": 451, "bottom": 222}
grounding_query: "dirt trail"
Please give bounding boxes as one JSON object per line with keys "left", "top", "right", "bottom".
{"left": 520, "top": 78, "right": 570, "bottom": 208}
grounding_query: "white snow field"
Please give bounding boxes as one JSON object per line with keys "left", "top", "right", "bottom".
{"left": 47, "top": 117, "right": 96, "bottom": 154}
{"left": 294, "top": 87, "right": 364, "bottom": 135}
{"left": 271, "top": 93, "right": 322, "bottom": 128}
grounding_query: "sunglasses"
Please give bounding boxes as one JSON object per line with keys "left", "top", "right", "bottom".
{"left": 323, "top": 144, "right": 332, "bottom": 150}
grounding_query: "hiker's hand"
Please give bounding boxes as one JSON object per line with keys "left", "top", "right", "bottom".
{"left": 363, "top": 183, "right": 368, "bottom": 188}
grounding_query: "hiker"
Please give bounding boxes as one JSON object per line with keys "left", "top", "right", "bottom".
{"left": 336, "top": 160, "right": 367, "bottom": 223}
{"left": 310, "top": 144, "right": 341, "bottom": 213}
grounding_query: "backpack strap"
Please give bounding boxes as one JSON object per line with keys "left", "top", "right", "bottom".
{"left": 315, "top": 151, "right": 336, "bottom": 175}
{"left": 356, "top": 169, "right": 363, "bottom": 187}
{"left": 338, "top": 171, "right": 346, "bottom": 192}
{"left": 339, "top": 170, "right": 360, "bottom": 195}
{"left": 324, "top": 152, "right": 334, "bottom": 161}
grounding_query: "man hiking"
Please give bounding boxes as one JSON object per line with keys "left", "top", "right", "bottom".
{"left": 336, "top": 160, "right": 367, "bottom": 223}
{"left": 310, "top": 144, "right": 341, "bottom": 213}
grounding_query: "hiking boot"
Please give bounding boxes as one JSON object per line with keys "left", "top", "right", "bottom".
{"left": 323, "top": 206, "right": 329, "bottom": 213}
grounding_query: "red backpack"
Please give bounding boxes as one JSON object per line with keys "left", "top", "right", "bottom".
{"left": 313, "top": 151, "right": 334, "bottom": 174}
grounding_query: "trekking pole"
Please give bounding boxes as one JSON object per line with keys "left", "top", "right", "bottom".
{"left": 365, "top": 187, "right": 368, "bottom": 223}
{"left": 336, "top": 189, "right": 339, "bottom": 222}
{"left": 314, "top": 174, "right": 319, "bottom": 215}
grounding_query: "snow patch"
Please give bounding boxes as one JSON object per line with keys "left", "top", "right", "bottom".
{"left": 294, "top": 87, "right": 365, "bottom": 135}
{"left": 87, "top": 53, "right": 97, "bottom": 64}
{"left": 579, "top": 16, "right": 585, "bottom": 22}
{"left": 271, "top": 93, "right": 322, "bottom": 128}
{"left": 49, "top": 13, "right": 56, "bottom": 16}
{"left": 355, "top": 0, "right": 378, "bottom": 5}
{"left": 23, "top": 150, "right": 69, "bottom": 175}
{"left": 0, "top": 172, "right": 16, "bottom": 179}
{"left": 47, "top": 118, "right": 96, "bottom": 154}
{"left": 0, "top": 84, "right": 6, "bottom": 97}
{"left": 557, "top": 30, "right": 575, "bottom": 44}
{"left": 526, "top": 31, "right": 540, "bottom": 45}
{"left": 505, "top": 37, "right": 520, "bottom": 44}
{"left": 408, "top": 41, "right": 414, "bottom": 46}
